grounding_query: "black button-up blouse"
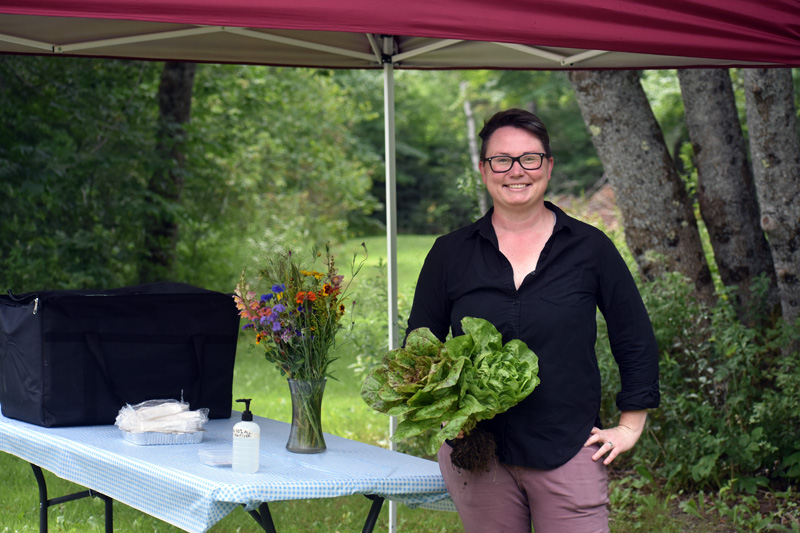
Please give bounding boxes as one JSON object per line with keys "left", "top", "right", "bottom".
{"left": 406, "top": 202, "right": 660, "bottom": 469}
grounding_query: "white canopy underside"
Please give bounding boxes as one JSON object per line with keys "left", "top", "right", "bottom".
{"left": 0, "top": 16, "right": 779, "bottom": 70}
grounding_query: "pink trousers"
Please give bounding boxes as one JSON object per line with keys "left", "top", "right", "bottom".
{"left": 438, "top": 443, "right": 609, "bottom": 533}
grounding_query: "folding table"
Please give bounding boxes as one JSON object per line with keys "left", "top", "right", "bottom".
{"left": 0, "top": 407, "right": 454, "bottom": 532}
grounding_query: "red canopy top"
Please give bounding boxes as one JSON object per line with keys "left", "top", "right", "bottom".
{"left": 0, "top": 0, "right": 798, "bottom": 68}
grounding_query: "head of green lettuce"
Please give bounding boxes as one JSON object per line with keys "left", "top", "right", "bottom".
{"left": 361, "top": 317, "right": 540, "bottom": 459}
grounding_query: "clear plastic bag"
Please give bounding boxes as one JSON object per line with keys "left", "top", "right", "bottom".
{"left": 115, "top": 399, "right": 209, "bottom": 434}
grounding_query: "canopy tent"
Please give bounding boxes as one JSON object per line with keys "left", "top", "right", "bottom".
{"left": 1, "top": 1, "right": 800, "bottom": 69}
{"left": 2, "top": 2, "right": 799, "bottom": 529}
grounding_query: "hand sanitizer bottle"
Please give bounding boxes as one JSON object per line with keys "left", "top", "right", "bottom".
{"left": 232, "top": 398, "right": 260, "bottom": 473}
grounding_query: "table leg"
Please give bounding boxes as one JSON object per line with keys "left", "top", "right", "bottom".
{"left": 246, "top": 502, "right": 277, "bottom": 533}
{"left": 361, "top": 495, "right": 385, "bottom": 533}
{"left": 244, "top": 495, "right": 384, "bottom": 533}
{"left": 29, "top": 463, "right": 114, "bottom": 533}
{"left": 102, "top": 491, "right": 113, "bottom": 532}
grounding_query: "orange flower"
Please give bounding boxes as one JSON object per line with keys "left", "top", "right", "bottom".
{"left": 296, "top": 291, "right": 317, "bottom": 304}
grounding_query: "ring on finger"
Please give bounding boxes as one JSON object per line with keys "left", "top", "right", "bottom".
{"left": 607, "top": 441, "right": 614, "bottom": 449}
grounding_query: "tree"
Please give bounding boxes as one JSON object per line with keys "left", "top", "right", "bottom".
{"left": 677, "top": 68, "right": 779, "bottom": 324}
{"left": 743, "top": 68, "right": 800, "bottom": 325}
{"left": 460, "top": 80, "right": 490, "bottom": 215}
{"left": 568, "top": 70, "right": 715, "bottom": 305}
{"left": 140, "top": 61, "right": 196, "bottom": 283}
{"left": 178, "top": 65, "right": 378, "bottom": 289}
{"left": 337, "top": 69, "right": 476, "bottom": 234}
{"left": 0, "top": 56, "right": 160, "bottom": 291}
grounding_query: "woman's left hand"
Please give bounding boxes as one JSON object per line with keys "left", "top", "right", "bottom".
{"left": 583, "top": 410, "right": 648, "bottom": 465}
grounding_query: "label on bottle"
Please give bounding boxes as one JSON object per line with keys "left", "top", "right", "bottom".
{"left": 234, "top": 427, "right": 255, "bottom": 439}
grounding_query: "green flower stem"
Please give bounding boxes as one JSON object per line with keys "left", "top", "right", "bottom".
{"left": 286, "top": 378, "right": 327, "bottom": 453}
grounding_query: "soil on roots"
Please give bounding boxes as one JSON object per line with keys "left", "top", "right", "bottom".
{"left": 449, "top": 427, "right": 497, "bottom": 472}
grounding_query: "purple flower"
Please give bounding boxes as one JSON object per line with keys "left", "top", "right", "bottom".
{"left": 261, "top": 294, "right": 273, "bottom": 302}
{"left": 272, "top": 284, "right": 285, "bottom": 293}
{"left": 272, "top": 303, "right": 286, "bottom": 314}
{"left": 272, "top": 321, "right": 282, "bottom": 332}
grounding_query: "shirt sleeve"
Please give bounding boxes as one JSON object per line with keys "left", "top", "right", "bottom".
{"left": 596, "top": 236, "right": 661, "bottom": 412}
{"left": 405, "top": 236, "right": 453, "bottom": 343}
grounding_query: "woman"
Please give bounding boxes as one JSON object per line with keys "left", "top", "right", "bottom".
{"left": 406, "top": 109, "right": 660, "bottom": 532}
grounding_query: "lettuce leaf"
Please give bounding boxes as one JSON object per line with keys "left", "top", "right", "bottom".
{"left": 360, "top": 317, "right": 539, "bottom": 455}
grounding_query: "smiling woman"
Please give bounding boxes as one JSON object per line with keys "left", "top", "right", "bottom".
{"left": 405, "top": 108, "right": 660, "bottom": 533}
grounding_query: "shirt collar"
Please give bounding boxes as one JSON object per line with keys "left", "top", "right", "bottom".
{"left": 471, "top": 201, "right": 574, "bottom": 241}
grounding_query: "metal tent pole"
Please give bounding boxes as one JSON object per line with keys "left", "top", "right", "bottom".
{"left": 382, "top": 35, "right": 400, "bottom": 533}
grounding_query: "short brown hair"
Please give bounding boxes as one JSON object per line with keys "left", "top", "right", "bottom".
{"left": 479, "top": 109, "right": 551, "bottom": 160}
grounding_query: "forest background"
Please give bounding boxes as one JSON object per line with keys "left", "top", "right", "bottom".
{"left": 1, "top": 56, "right": 799, "bottom": 530}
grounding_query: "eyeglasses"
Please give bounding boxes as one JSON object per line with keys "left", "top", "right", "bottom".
{"left": 482, "top": 153, "right": 547, "bottom": 172}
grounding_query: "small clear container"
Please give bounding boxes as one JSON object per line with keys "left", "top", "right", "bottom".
{"left": 199, "top": 449, "right": 232, "bottom": 467}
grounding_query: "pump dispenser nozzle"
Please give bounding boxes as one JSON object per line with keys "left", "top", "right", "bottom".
{"left": 236, "top": 398, "right": 253, "bottom": 422}
{"left": 236, "top": 398, "right": 253, "bottom": 421}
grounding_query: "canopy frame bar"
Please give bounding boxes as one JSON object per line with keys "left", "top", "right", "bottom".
{"left": 493, "top": 41, "right": 613, "bottom": 66}
{"left": 2, "top": 25, "right": 380, "bottom": 63}
{"left": 561, "top": 49, "right": 610, "bottom": 66}
{"left": 225, "top": 27, "right": 377, "bottom": 62}
{"left": 57, "top": 26, "right": 222, "bottom": 53}
{"left": 393, "top": 39, "right": 462, "bottom": 63}
{"left": 366, "top": 33, "right": 383, "bottom": 62}
{"left": 0, "top": 32, "right": 52, "bottom": 51}
{"left": 493, "top": 41, "right": 567, "bottom": 63}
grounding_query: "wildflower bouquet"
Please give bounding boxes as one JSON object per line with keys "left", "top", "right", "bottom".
{"left": 234, "top": 244, "right": 365, "bottom": 381}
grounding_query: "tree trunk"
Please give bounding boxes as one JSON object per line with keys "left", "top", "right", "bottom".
{"left": 460, "top": 81, "right": 490, "bottom": 215}
{"left": 743, "top": 68, "right": 800, "bottom": 325}
{"left": 678, "top": 68, "right": 779, "bottom": 324}
{"left": 568, "top": 70, "right": 715, "bottom": 305}
{"left": 140, "top": 61, "right": 196, "bottom": 283}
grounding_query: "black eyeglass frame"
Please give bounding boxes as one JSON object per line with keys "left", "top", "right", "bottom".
{"left": 482, "top": 153, "right": 548, "bottom": 172}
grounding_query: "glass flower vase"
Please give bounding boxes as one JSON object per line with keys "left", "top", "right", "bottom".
{"left": 286, "top": 378, "right": 327, "bottom": 453}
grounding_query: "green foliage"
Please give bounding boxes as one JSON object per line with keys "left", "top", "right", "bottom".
{"left": 679, "top": 482, "right": 800, "bottom": 532}
{"left": 335, "top": 69, "right": 478, "bottom": 234}
{"left": 640, "top": 70, "right": 688, "bottom": 159}
{"left": 0, "top": 56, "right": 161, "bottom": 291}
{"left": 0, "top": 58, "right": 380, "bottom": 294}
{"left": 178, "top": 65, "right": 379, "bottom": 291}
{"left": 597, "top": 269, "right": 800, "bottom": 491}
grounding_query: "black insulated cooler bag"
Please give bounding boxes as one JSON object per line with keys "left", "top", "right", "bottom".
{"left": 0, "top": 282, "right": 239, "bottom": 427}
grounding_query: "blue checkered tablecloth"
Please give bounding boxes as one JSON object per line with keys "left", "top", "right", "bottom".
{"left": 0, "top": 407, "right": 454, "bottom": 532}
